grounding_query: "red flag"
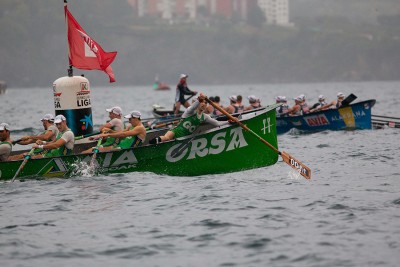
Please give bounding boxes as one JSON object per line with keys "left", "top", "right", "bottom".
{"left": 64, "top": 4, "right": 117, "bottom": 83}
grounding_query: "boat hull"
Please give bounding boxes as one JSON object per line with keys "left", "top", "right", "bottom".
{"left": 276, "top": 100, "right": 376, "bottom": 134}
{"left": 1, "top": 107, "right": 279, "bottom": 181}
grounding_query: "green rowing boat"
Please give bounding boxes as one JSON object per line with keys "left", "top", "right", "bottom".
{"left": 1, "top": 105, "right": 280, "bottom": 181}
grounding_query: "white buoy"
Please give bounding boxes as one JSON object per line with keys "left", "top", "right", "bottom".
{"left": 52, "top": 76, "right": 93, "bottom": 136}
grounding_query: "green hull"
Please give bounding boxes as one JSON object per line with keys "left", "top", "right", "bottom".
{"left": 0, "top": 106, "right": 279, "bottom": 181}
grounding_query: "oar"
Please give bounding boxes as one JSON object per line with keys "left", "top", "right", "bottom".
{"left": 205, "top": 97, "right": 312, "bottom": 179}
{"left": 148, "top": 119, "right": 180, "bottom": 130}
{"left": 75, "top": 131, "right": 101, "bottom": 141}
{"left": 185, "top": 94, "right": 196, "bottom": 103}
{"left": 12, "top": 139, "right": 23, "bottom": 145}
{"left": 89, "top": 138, "right": 103, "bottom": 170}
{"left": 11, "top": 148, "right": 35, "bottom": 182}
{"left": 372, "top": 114, "right": 400, "bottom": 121}
{"left": 372, "top": 119, "right": 400, "bottom": 128}
{"left": 341, "top": 93, "right": 357, "bottom": 107}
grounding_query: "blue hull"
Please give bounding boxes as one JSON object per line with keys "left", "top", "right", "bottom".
{"left": 276, "top": 99, "right": 376, "bottom": 134}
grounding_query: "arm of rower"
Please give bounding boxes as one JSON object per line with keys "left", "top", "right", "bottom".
{"left": 182, "top": 100, "right": 199, "bottom": 118}
{"left": 320, "top": 102, "right": 335, "bottom": 110}
{"left": 285, "top": 105, "right": 299, "bottom": 116}
{"left": 99, "top": 122, "right": 113, "bottom": 132}
{"left": 203, "top": 114, "right": 229, "bottom": 127}
{"left": 182, "top": 85, "right": 195, "bottom": 95}
{"left": 30, "top": 130, "right": 55, "bottom": 142}
{"left": 18, "top": 138, "right": 35, "bottom": 145}
{"left": 38, "top": 138, "right": 66, "bottom": 150}
{"left": 103, "top": 126, "right": 145, "bottom": 139}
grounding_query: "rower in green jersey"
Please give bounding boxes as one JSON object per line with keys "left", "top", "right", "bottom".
{"left": 149, "top": 93, "right": 231, "bottom": 144}
{"left": 85, "top": 110, "right": 146, "bottom": 153}
{"left": 99, "top": 106, "right": 124, "bottom": 147}
{"left": 9, "top": 114, "right": 59, "bottom": 160}
{"left": 81, "top": 106, "right": 125, "bottom": 154}
{"left": 31, "top": 115, "right": 75, "bottom": 158}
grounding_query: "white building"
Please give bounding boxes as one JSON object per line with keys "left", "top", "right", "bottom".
{"left": 257, "top": 0, "right": 291, "bottom": 26}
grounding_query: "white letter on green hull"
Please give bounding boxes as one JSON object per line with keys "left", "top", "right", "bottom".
{"left": 226, "top": 128, "right": 248, "bottom": 151}
{"left": 209, "top": 132, "right": 226, "bottom": 155}
{"left": 187, "top": 138, "right": 208, "bottom": 159}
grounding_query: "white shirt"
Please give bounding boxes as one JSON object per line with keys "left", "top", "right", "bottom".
{"left": 60, "top": 129, "right": 75, "bottom": 150}
{"left": 109, "top": 118, "right": 124, "bottom": 131}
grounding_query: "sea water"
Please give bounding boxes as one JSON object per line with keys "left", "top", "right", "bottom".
{"left": 1, "top": 81, "right": 399, "bottom": 267}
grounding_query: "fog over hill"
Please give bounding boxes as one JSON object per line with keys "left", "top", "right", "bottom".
{"left": 0, "top": 0, "right": 399, "bottom": 88}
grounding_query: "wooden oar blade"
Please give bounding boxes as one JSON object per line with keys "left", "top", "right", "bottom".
{"left": 281, "top": 151, "right": 311, "bottom": 180}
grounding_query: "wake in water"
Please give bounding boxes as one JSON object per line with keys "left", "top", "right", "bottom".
{"left": 70, "top": 159, "right": 104, "bottom": 177}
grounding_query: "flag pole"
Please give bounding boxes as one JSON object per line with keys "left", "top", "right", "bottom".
{"left": 64, "top": 0, "right": 73, "bottom": 77}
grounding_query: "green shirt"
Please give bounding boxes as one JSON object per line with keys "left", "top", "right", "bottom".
{"left": 114, "top": 126, "right": 144, "bottom": 149}
{"left": 171, "top": 113, "right": 205, "bottom": 138}
{"left": 44, "top": 129, "right": 74, "bottom": 157}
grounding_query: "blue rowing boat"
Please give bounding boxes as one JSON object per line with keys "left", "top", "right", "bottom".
{"left": 276, "top": 99, "right": 376, "bottom": 134}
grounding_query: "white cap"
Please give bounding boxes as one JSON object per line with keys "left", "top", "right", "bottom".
{"left": 180, "top": 74, "right": 188, "bottom": 79}
{"left": 248, "top": 95, "right": 258, "bottom": 102}
{"left": 0, "top": 123, "right": 10, "bottom": 131}
{"left": 294, "top": 96, "right": 302, "bottom": 102}
{"left": 280, "top": 96, "right": 287, "bottom": 102}
{"left": 54, "top": 115, "right": 66, "bottom": 123}
{"left": 275, "top": 96, "right": 282, "bottom": 102}
{"left": 41, "top": 114, "right": 54, "bottom": 122}
{"left": 299, "top": 94, "right": 306, "bottom": 101}
{"left": 229, "top": 95, "right": 237, "bottom": 102}
{"left": 337, "top": 92, "right": 345, "bottom": 98}
{"left": 106, "top": 106, "right": 122, "bottom": 115}
{"left": 124, "top": 110, "right": 141, "bottom": 119}
{"left": 318, "top": 95, "right": 325, "bottom": 100}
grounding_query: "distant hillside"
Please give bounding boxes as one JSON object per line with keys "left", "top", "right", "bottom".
{"left": 1, "top": 0, "right": 399, "bottom": 87}
{"left": 291, "top": 0, "right": 400, "bottom": 24}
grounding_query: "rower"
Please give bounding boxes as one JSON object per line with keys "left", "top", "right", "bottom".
{"left": 236, "top": 95, "right": 245, "bottom": 113}
{"left": 317, "top": 92, "right": 346, "bottom": 111}
{"left": 244, "top": 95, "right": 262, "bottom": 111}
{"left": 224, "top": 95, "right": 240, "bottom": 114}
{"left": 32, "top": 115, "right": 75, "bottom": 158}
{"left": 174, "top": 74, "right": 197, "bottom": 115}
{"left": 283, "top": 96, "right": 303, "bottom": 116}
{"left": 99, "top": 106, "right": 124, "bottom": 148}
{"left": 149, "top": 93, "right": 231, "bottom": 144}
{"left": 310, "top": 95, "right": 328, "bottom": 112}
{"left": 84, "top": 111, "right": 146, "bottom": 153}
{"left": 9, "top": 114, "right": 59, "bottom": 160}
{"left": 299, "top": 94, "right": 310, "bottom": 114}
{"left": 0, "top": 123, "right": 12, "bottom": 162}
{"left": 275, "top": 96, "right": 289, "bottom": 116}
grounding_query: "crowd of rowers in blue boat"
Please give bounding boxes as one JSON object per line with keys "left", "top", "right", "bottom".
{"left": 275, "top": 92, "right": 347, "bottom": 117}
{"left": 199, "top": 91, "right": 347, "bottom": 118}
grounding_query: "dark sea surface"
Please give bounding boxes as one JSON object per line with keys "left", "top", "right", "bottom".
{"left": 1, "top": 81, "right": 400, "bottom": 267}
